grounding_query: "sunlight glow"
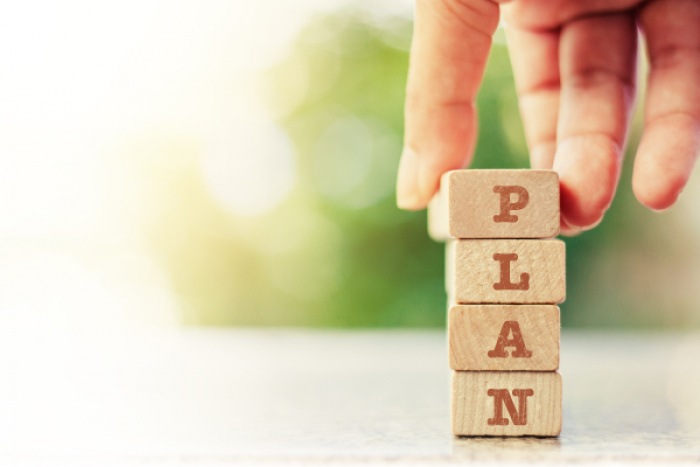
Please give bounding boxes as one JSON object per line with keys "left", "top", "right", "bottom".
{"left": 313, "top": 115, "right": 374, "bottom": 199}
{"left": 201, "top": 116, "right": 297, "bottom": 217}
{"left": 0, "top": 0, "right": 338, "bottom": 329}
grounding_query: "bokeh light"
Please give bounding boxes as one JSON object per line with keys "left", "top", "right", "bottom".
{"left": 201, "top": 115, "right": 296, "bottom": 217}
{"left": 0, "top": 0, "right": 698, "bottom": 330}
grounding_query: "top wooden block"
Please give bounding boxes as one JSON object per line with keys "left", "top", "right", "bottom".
{"left": 428, "top": 170, "right": 560, "bottom": 240}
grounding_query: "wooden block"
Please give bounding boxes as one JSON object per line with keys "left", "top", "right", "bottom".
{"left": 447, "top": 239, "right": 565, "bottom": 304}
{"left": 452, "top": 371, "right": 562, "bottom": 437}
{"left": 448, "top": 305, "right": 559, "bottom": 371}
{"left": 445, "top": 243, "right": 454, "bottom": 294}
{"left": 428, "top": 169, "right": 560, "bottom": 240}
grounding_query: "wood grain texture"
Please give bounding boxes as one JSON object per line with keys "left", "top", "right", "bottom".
{"left": 448, "top": 305, "right": 560, "bottom": 371}
{"left": 445, "top": 243, "right": 454, "bottom": 294}
{"left": 452, "top": 371, "right": 562, "bottom": 437}
{"left": 447, "top": 239, "right": 566, "bottom": 304}
{"left": 428, "top": 170, "right": 560, "bottom": 240}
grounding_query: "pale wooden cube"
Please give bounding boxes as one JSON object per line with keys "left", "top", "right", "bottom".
{"left": 447, "top": 239, "right": 565, "bottom": 304}
{"left": 448, "top": 305, "right": 559, "bottom": 371}
{"left": 452, "top": 371, "right": 562, "bottom": 437}
{"left": 428, "top": 169, "right": 560, "bottom": 240}
{"left": 445, "top": 242, "right": 455, "bottom": 294}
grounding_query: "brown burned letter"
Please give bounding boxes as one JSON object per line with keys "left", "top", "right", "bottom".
{"left": 487, "top": 388, "right": 534, "bottom": 426}
{"left": 493, "top": 186, "right": 529, "bottom": 223}
{"left": 488, "top": 321, "right": 532, "bottom": 358}
{"left": 493, "top": 253, "right": 530, "bottom": 290}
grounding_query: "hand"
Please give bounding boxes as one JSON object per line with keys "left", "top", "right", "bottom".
{"left": 396, "top": 0, "right": 700, "bottom": 234}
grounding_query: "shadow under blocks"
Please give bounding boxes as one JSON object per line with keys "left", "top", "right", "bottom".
{"left": 428, "top": 169, "right": 564, "bottom": 437}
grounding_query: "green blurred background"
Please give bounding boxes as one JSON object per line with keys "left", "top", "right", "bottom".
{"left": 3, "top": 1, "right": 699, "bottom": 330}
{"left": 140, "top": 6, "right": 700, "bottom": 329}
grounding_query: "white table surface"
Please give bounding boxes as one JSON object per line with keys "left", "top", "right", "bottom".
{"left": 1, "top": 327, "right": 699, "bottom": 465}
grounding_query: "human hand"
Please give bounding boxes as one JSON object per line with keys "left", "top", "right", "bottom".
{"left": 396, "top": 0, "right": 700, "bottom": 234}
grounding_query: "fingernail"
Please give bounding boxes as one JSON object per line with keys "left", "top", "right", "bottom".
{"left": 579, "top": 216, "right": 604, "bottom": 231}
{"left": 551, "top": 142, "right": 577, "bottom": 178}
{"left": 560, "top": 228, "right": 581, "bottom": 237}
{"left": 559, "top": 218, "right": 581, "bottom": 237}
{"left": 396, "top": 147, "right": 424, "bottom": 210}
{"left": 561, "top": 214, "right": 602, "bottom": 234}
{"left": 530, "top": 142, "right": 556, "bottom": 170}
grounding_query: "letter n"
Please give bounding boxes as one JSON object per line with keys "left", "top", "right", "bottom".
{"left": 487, "top": 388, "right": 534, "bottom": 426}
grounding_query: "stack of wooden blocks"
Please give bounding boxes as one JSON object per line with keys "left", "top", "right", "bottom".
{"left": 428, "top": 170, "right": 564, "bottom": 437}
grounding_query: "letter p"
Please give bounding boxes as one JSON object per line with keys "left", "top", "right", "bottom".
{"left": 493, "top": 186, "right": 529, "bottom": 223}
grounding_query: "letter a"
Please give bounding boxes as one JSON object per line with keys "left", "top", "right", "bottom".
{"left": 493, "top": 253, "right": 530, "bottom": 290}
{"left": 493, "top": 186, "right": 529, "bottom": 223}
{"left": 487, "top": 388, "right": 534, "bottom": 426}
{"left": 488, "top": 321, "right": 532, "bottom": 358}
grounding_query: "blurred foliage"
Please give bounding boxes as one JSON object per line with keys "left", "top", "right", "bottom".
{"left": 140, "top": 7, "right": 700, "bottom": 328}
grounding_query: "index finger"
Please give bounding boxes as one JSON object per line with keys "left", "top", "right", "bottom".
{"left": 397, "top": 0, "right": 502, "bottom": 210}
